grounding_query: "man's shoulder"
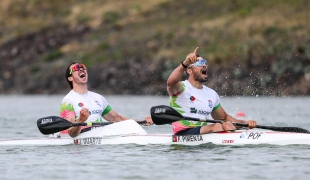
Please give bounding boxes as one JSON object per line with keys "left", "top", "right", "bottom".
{"left": 202, "top": 85, "right": 214, "bottom": 91}
{"left": 202, "top": 85, "right": 218, "bottom": 94}
{"left": 87, "top": 90, "right": 103, "bottom": 98}
{"left": 62, "top": 90, "right": 74, "bottom": 100}
{"left": 181, "top": 80, "right": 188, "bottom": 87}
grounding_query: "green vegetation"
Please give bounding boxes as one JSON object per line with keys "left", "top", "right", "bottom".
{"left": 1, "top": 0, "right": 310, "bottom": 95}
{"left": 44, "top": 50, "right": 63, "bottom": 62}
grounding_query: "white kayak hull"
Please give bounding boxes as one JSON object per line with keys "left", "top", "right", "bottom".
{"left": 73, "top": 130, "right": 310, "bottom": 146}
{"left": 1, "top": 120, "right": 310, "bottom": 146}
{"left": 1, "top": 130, "right": 310, "bottom": 146}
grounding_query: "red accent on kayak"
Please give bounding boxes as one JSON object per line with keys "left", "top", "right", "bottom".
{"left": 173, "top": 136, "right": 178, "bottom": 142}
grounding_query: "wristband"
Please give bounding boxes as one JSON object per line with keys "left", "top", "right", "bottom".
{"left": 181, "top": 61, "right": 187, "bottom": 68}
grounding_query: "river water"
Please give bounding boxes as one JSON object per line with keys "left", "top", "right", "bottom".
{"left": 0, "top": 95, "right": 310, "bottom": 180}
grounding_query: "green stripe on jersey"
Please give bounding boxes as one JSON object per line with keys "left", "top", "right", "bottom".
{"left": 213, "top": 103, "right": 221, "bottom": 111}
{"left": 102, "top": 105, "right": 112, "bottom": 116}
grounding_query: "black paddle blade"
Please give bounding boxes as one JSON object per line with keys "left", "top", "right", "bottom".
{"left": 37, "top": 116, "right": 73, "bottom": 135}
{"left": 150, "top": 105, "right": 184, "bottom": 125}
{"left": 257, "top": 125, "right": 310, "bottom": 134}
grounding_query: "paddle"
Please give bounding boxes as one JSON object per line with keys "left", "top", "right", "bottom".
{"left": 37, "top": 116, "right": 146, "bottom": 135}
{"left": 150, "top": 105, "right": 310, "bottom": 134}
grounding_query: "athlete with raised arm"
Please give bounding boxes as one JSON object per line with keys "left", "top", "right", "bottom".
{"left": 167, "top": 47, "right": 257, "bottom": 135}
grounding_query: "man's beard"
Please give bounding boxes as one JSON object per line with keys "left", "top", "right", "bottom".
{"left": 193, "top": 74, "right": 208, "bottom": 83}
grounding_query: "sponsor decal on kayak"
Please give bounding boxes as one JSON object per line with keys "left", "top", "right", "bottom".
{"left": 240, "top": 132, "right": 264, "bottom": 139}
{"left": 173, "top": 135, "right": 203, "bottom": 142}
{"left": 222, "top": 140, "right": 234, "bottom": 144}
{"left": 74, "top": 137, "right": 102, "bottom": 145}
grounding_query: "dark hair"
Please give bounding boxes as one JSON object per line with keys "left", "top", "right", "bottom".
{"left": 65, "top": 62, "right": 78, "bottom": 89}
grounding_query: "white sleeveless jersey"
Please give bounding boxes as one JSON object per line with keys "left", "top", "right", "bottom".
{"left": 60, "top": 90, "right": 111, "bottom": 123}
{"left": 170, "top": 80, "right": 221, "bottom": 133}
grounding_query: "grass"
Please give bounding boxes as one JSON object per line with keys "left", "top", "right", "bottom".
{"left": 1, "top": 0, "right": 310, "bottom": 95}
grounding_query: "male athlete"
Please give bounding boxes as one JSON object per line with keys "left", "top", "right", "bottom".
{"left": 60, "top": 62, "right": 153, "bottom": 137}
{"left": 167, "top": 47, "right": 257, "bottom": 135}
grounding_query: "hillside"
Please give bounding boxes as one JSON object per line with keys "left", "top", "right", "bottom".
{"left": 1, "top": 0, "right": 310, "bottom": 96}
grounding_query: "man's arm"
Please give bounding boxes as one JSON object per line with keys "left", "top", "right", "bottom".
{"left": 167, "top": 65, "right": 184, "bottom": 96}
{"left": 102, "top": 109, "right": 128, "bottom": 122}
{"left": 211, "top": 106, "right": 257, "bottom": 128}
{"left": 103, "top": 110, "right": 154, "bottom": 125}
{"left": 67, "top": 108, "right": 90, "bottom": 137}
{"left": 167, "top": 47, "right": 199, "bottom": 95}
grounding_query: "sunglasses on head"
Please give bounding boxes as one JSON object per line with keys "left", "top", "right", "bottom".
{"left": 69, "top": 64, "right": 86, "bottom": 75}
{"left": 188, "top": 59, "right": 208, "bottom": 68}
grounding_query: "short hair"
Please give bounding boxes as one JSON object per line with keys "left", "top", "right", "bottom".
{"left": 65, "top": 62, "right": 78, "bottom": 89}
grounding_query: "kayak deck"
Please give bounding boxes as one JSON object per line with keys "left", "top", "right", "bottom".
{"left": 1, "top": 130, "right": 310, "bottom": 146}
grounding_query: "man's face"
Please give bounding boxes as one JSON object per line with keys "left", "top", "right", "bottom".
{"left": 188, "top": 58, "right": 208, "bottom": 82}
{"left": 69, "top": 63, "right": 88, "bottom": 84}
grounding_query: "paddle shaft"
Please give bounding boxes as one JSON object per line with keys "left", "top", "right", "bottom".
{"left": 183, "top": 116, "right": 248, "bottom": 127}
{"left": 185, "top": 116, "right": 310, "bottom": 133}
{"left": 150, "top": 105, "right": 310, "bottom": 134}
{"left": 37, "top": 115, "right": 147, "bottom": 135}
{"left": 71, "top": 120, "right": 147, "bottom": 127}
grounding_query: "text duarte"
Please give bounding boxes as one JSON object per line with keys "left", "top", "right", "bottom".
{"left": 75, "top": 138, "right": 102, "bottom": 145}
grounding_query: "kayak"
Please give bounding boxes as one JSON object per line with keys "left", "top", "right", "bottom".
{"left": 1, "top": 105, "right": 309, "bottom": 146}
{"left": 1, "top": 119, "right": 310, "bottom": 146}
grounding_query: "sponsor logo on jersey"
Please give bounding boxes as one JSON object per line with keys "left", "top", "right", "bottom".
{"left": 190, "top": 107, "right": 197, "bottom": 113}
{"left": 90, "top": 109, "right": 103, "bottom": 115}
{"left": 95, "top": 101, "right": 101, "bottom": 107}
{"left": 190, "top": 107, "right": 210, "bottom": 116}
{"left": 197, "top": 110, "right": 210, "bottom": 116}
{"left": 208, "top": 100, "right": 213, "bottom": 108}
{"left": 190, "top": 96, "right": 196, "bottom": 102}
{"left": 78, "top": 102, "right": 84, "bottom": 107}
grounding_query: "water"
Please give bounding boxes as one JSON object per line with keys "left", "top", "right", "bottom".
{"left": 1, "top": 95, "right": 310, "bottom": 180}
